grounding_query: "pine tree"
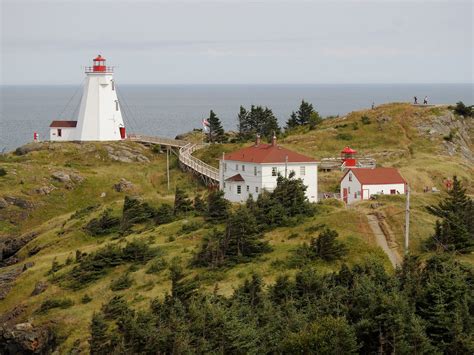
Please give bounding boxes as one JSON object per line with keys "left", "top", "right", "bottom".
{"left": 310, "top": 228, "right": 347, "bottom": 261}
{"left": 89, "top": 312, "right": 112, "bottom": 354}
{"left": 155, "top": 203, "right": 174, "bottom": 225}
{"left": 237, "top": 106, "right": 249, "bottom": 141}
{"left": 174, "top": 187, "right": 193, "bottom": 215}
{"left": 206, "top": 190, "right": 229, "bottom": 222}
{"left": 308, "top": 111, "right": 323, "bottom": 130}
{"left": 169, "top": 259, "right": 198, "bottom": 303}
{"left": 296, "top": 100, "right": 314, "bottom": 125}
{"left": 426, "top": 176, "right": 473, "bottom": 252}
{"left": 207, "top": 110, "right": 225, "bottom": 143}
{"left": 271, "top": 171, "right": 312, "bottom": 217}
{"left": 286, "top": 111, "right": 299, "bottom": 130}
{"left": 193, "top": 194, "right": 207, "bottom": 215}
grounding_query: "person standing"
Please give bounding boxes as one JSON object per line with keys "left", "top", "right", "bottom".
{"left": 413, "top": 96, "right": 418, "bottom": 104}
{"left": 423, "top": 96, "right": 428, "bottom": 105}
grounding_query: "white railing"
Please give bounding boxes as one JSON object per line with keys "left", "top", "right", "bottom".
{"left": 128, "top": 134, "right": 187, "bottom": 148}
{"left": 179, "top": 143, "right": 220, "bottom": 182}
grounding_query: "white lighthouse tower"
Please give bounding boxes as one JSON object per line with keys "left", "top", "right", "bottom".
{"left": 49, "top": 55, "right": 126, "bottom": 141}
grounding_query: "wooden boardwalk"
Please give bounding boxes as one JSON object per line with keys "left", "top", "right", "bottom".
{"left": 128, "top": 134, "right": 220, "bottom": 186}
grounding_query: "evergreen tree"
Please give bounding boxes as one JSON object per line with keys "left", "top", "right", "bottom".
{"left": 426, "top": 176, "right": 473, "bottom": 252}
{"left": 237, "top": 106, "right": 249, "bottom": 141}
{"left": 271, "top": 171, "right": 313, "bottom": 217}
{"left": 207, "top": 110, "right": 225, "bottom": 143}
{"left": 285, "top": 111, "right": 299, "bottom": 130}
{"left": 121, "top": 196, "right": 156, "bottom": 231}
{"left": 89, "top": 312, "right": 113, "bottom": 354}
{"left": 206, "top": 190, "right": 229, "bottom": 222}
{"left": 310, "top": 228, "right": 347, "bottom": 261}
{"left": 155, "top": 204, "right": 174, "bottom": 225}
{"left": 296, "top": 100, "right": 314, "bottom": 125}
{"left": 308, "top": 111, "right": 323, "bottom": 130}
{"left": 169, "top": 259, "right": 198, "bottom": 303}
{"left": 236, "top": 105, "right": 280, "bottom": 141}
{"left": 174, "top": 187, "right": 193, "bottom": 215}
{"left": 193, "top": 194, "right": 207, "bottom": 215}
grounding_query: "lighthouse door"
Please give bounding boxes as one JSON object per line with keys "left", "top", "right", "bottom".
{"left": 343, "top": 188, "right": 348, "bottom": 203}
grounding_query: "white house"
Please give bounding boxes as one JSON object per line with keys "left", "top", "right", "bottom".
{"left": 50, "top": 55, "right": 126, "bottom": 142}
{"left": 219, "top": 135, "right": 318, "bottom": 203}
{"left": 340, "top": 168, "right": 407, "bottom": 204}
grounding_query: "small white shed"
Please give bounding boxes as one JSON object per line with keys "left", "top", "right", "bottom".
{"left": 340, "top": 168, "right": 406, "bottom": 204}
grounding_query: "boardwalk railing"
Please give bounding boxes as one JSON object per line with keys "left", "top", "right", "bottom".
{"left": 128, "top": 134, "right": 220, "bottom": 186}
{"left": 179, "top": 143, "right": 220, "bottom": 185}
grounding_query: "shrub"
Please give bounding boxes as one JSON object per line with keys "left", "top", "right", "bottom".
{"left": 336, "top": 133, "right": 353, "bottom": 141}
{"left": 174, "top": 187, "right": 193, "bottom": 215}
{"left": 155, "top": 204, "right": 174, "bottom": 225}
{"left": 453, "top": 101, "right": 473, "bottom": 117}
{"left": 37, "top": 298, "right": 74, "bottom": 313}
{"left": 121, "top": 196, "right": 156, "bottom": 231}
{"left": 85, "top": 209, "right": 120, "bottom": 236}
{"left": 361, "top": 115, "right": 371, "bottom": 125}
{"left": 309, "top": 228, "right": 347, "bottom": 261}
{"left": 443, "top": 129, "right": 456, "bottom": 142}
{"left": 81, "top": 294, "right": 93, "bottom": 304}
{"left": 70, "top": 204, "right": 100, "bottom": 220}
{"left": 102, "top": 295, "right": 130, "bottom": 320}
{"left": 146, "top": 258, "right": 168, "bottom": 274}
{"left": 206, "top": 190, "right": 230, "bottom": 222}
{"left": 352, "top": 122, "right": 359, "bottom": 130}
{"left": 0, "top": 167, "right": 7, "bottom": 177}
{"left": 110, "top": 273, "right": 132, "bottom": 291}
{"left": 122, "top": 239, "right": 158, "bottom": 263}
{"left": 180, "top": 220, "right": 203, "bottom": 234}
{"left": 193, "top": 194, "right": 207, "bottom": 215}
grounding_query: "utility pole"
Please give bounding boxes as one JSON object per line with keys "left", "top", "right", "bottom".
{"left": 285, "top": 155, "right": 288, "bottom": 178}
{"left": 221, "top": 152, "right": 225, "bottom": 190}
{"left": 166, "top": 146, "right": 170, "bottom": 191}
{"left": 404, "top": 185, "right": 410, "bottom": 255}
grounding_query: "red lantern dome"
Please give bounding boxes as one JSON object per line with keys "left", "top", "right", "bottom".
{"left": 341, "top": 146, "right": 357, "bottom": 167}
{"left": 92, "top": 55, "right": 106, "bottom": 72}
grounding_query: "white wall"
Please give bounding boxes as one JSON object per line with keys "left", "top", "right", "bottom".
{"left": 340, "top": 171, "right": 406, "bottom": 204}
{"left": 219, "top": 160, "right": 318, "bottom": 203}
{"left": 75, "top": 73, "right": 125, "bottom": 141}
{"left": 50, "top": 127, "right": 76, "bottom": 141}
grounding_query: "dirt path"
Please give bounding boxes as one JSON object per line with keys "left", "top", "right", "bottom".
{"left": 366, "top": 214, "right": 402, "bottom": 268}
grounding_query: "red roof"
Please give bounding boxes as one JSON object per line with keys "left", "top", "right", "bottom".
{"left": 93, "top": 55, "right": 105, "bottom": 61}
{"left": 49, "top": 120, "right": 77, "bottom": 128}
{"left": 344, "top": 168, "right": 406, "bottom": 185}
{"left": 225, "top": 174, "right": 245, "bottom": 182}
{"left": 224, "top": 144, "right": 317, "bottom": 164}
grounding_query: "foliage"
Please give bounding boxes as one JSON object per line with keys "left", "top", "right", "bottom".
{"left": 285, "top": 111, "right": 298, "bottom": 130}
{"left": 308, "top": 228, "right": 348, "bottom": 261}
{"left": 37, "top": 298, "right": 74, "bottom": 313}
{"left": 146, "top": 257, "right": 168, "bottom": 274}
{"left": 154, "top": 204, "right": 174, "bottom": 225}
{"left": 426, "top": 176, "right": 474, "bottom": 253}
{"left": 84, "top": 209, "right": 120, "bottom": 236}
{"left": 180, "top": 220, "right": 203, "bottom": 234}
{"left": 361, "top": 115, "right": 371, "bottom": 124}
{"left": 0, "top": 167, "right": 6, "bottom": 177}
{"left": 296, "top": 100, "right": 314, "bottom": 125}
{"left": 271, "top": 171, "right": 313, "bottom": 218}
{"left": 89, "top": 255, "right": 472, "bottom": 354}
{"left": 453, "top": 101, "right": 473, "bottom": 117}
{"left": 81, "top": 294, "right": 92, "bottom": 304}
{"left": 173, "top": 187, "right": 193, "bottom": 215}
{"left": 308, "top": 111, "right": 323, "bottom": 130}
{"left": 205, "top": 190, "right": 229, "bottom": 222}
{"left": 193, "top": 194, "right": 207, "bottom": 215}
{"left": 336, "top": 133, "right": 353, "bottom": 141}
{"left": 110, "top": 273, "right": 133, "bottom": 291}
{"left": 121, "top": 196, "right": 156, "bottom": 231}
{"left": 237, "top": 105, "right": 280, "bottom": 141}
{"left": 206, "top": 110, "right": 226, "bottom": 143}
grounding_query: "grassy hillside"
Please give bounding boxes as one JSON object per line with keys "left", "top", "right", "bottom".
{"left": 0, "top": 103, "right": 472, "bottom": 353}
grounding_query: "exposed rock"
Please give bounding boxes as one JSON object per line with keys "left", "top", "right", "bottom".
{"left": 0, "top": 305, "right": 26, "bottom": 325}
{"left": 0, "top": 322, "right": 55, "bottom": 354}
{"left": 31, "top": 281, "right": 48, "bottom": 296}
{"left": 114, "top": 178, "right": 134, "bottom": 192}
{"left": 69, "top": 172, "right": 84, "bottom": 184}
{"left": 0, "top": 231, "right": 38, "bottom": 264}
{"left": 100, "top": 192, "right": 106, "bottom": 198}
{"left": 104, "top": 145, "right": 150, "bottom": 163}
{"left": 3, "top": 196, "right": 34, "bottom": 209}
{"left": 0, "top": 197, "right": 8, "bottom": 209}
{"left": 14, "top": 142, "right": 45, "bottom": 156}
{"left": 51, "top": 171, "right": 71, "bottom": 183}
{"left": 34, "top": 185, "right": 57, "bottom": 195}
{"left": 0, "top": 263, "right": 34, "bottom": 300}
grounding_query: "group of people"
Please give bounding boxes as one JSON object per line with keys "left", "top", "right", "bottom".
{"left": 414, "top": 96, "right": 428, "bottom": 105}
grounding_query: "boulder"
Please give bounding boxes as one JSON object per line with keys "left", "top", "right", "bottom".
{"left": 69, "top": 172, "right": 84, "bottom": 184}
{"left": 114, "top": 178, "right": 134, "bottom": 192}
{"left": 31, "top": 281, "right": 48, "bottom": 296}
{"left": 0, "top": 322, "right": 55, "bottom": 354}
{"left": 0, "top": 231, "right": 38, "bottom": 264}
{"left": 51, "top": 171, "right": 71, "bottom": 183}
{"left": 0, "top": 197, "right": 8, "bottom": 209}
{"left": 3, "top": 196, "right": 34, "bottom": 209}
{"left": 34, "top": 185, "right": 57, "bottom": 195}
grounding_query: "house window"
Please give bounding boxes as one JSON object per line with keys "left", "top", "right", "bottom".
{"left": 236, "top": 164, "right": 238, "bottom": 171}
{"left": 272, "top": 167, "right": 277, "bottom": 176}
{"left": 254, "top": 166, "right": 257, "bottom": 176}
{"left": 349, "top": 173, "right": 352, "bottom": 182}
{"left": 300, "top": 166, "right": 306, "bottom": 176}
{"left": 255, "top": 186, "right": 259, "bottom": 193}
{"left": 390, "top": 189, "right": 396, "bottom": 195}
{"left": 242, "top": 165, "right": 245, "bottom": 172}
{"left": 237, "top": 185, "right": 241, "bottom": 194}
{"left": 348, "top": 187, "right": 351, "bottom": 193}
{"left": 115, "top": 100, "right": 119, "bottom": 111}
{"left": 246, "top": 185, "right": 249, "bottom": 192}
{"left": 224, "top": 163, "right": 227, "bottom": 172}
{"left": 57, "top": 129, "right": 62, "bottom": 137}
{"left": 223, "top": 182, "right": 226, "bottom": 188}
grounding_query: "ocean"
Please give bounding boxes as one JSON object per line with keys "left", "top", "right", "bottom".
{"left": 1, "top": 84, "right": 472, "bottom": 152}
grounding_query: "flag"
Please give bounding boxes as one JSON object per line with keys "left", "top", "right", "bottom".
{"left": 202, "top": 118, "right": 210, "bottom": 133}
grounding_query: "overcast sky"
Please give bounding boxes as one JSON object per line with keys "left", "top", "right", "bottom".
{"left": 1, "top": 0, "right": 472, "bottom": 85}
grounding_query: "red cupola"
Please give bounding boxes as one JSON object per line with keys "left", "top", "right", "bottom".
{"left": 93, "top": 55, "right": 106, "bottom": 72}
{"left": 341, "top": 146, "right": 357, "bottom": 167}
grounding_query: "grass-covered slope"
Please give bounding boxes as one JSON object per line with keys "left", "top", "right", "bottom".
{"left": 0, "top": 103, "right": 472, "bottom": 352}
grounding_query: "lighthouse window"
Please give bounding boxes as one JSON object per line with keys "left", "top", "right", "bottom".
{"left": 115, "top": 100, "right": 119, "bottom": 111}
{"left": 111, "top": 80, "right": 115, "bottom": 91}
{"left": 254, "top": 166, "right": 257, "bottom": 176}
{"left": 349, "top": 173, "right": 352, "bottom": 182}
{"left": 237, "top": 185, "right": 241, "bottom": 194}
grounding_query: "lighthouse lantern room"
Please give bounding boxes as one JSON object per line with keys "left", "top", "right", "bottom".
{"left": 49, "top": 55, "right": 126, "bottom": 142}
{"left": 341, "top": 146, "right": 357, "bottom": 168}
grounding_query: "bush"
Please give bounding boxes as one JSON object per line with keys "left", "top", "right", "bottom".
{"left": 0, "top": 167, "right": 7, "bottom": 177}
{"left": 180, "top": 220, "right": 203, "bottom": 234}
{"left": 146, "top": 258, "right": 168, "bottom": 274}
{"left": 174, "top": 187, "right": 193, "bottom": 215}
{"left": 81, "top": 294, "right": 93, "bottom": 304}
{"left": 453, "top": 101, "right": 473, "bottom": 117}
{"left": 336, "top": 133, "right": 353, "bottom": 141}
{"left": 155, "top": 204, "right": 174, "bottom": 225}
{"left": 443, "top": 129, "right": 456, "bottom": 142}
{"left": 110, "top": 273, "right": 133, "bottom": 291}
{"left": 361, "top": 115, "right": 371, "bottom": 125}
{"left": 121, "top": 196, "right": 156, "bottom": 231}
{"left": 309, "top": 228, "right": 347, "bottom": 261}
{"left": 37, "top": 298, "right": 74, "bottom": 313}
{"left": 206, "top": 190, "right": 230, "bottom": 222}
{"left": 85, "top": 209, "right": 120, "bottom": 236}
